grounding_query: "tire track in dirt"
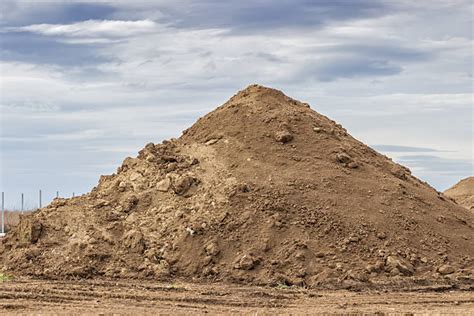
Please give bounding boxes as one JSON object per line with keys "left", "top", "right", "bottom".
{"left": 1, "top": 278, "right": 473, "bottom": 314}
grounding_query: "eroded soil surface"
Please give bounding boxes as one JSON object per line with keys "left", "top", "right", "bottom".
{"left": 0, "top": 278, "right": 473, "bottom": 314}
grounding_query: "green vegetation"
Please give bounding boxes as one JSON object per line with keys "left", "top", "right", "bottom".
{"left": 166, "top": 283, "right": 185, "bottom": 290}
{"left": 0, "top": 273, "right": 13, "bottom": 282}
{"left": 276, "top": 282, "right": 292, "bottom": 290}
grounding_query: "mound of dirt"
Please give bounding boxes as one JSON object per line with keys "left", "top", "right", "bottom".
{"left": 1, "top": 85, "right": 473, "bottom": 289}
{"left": 444, "top": 177, "right": 474, "bottom": 211}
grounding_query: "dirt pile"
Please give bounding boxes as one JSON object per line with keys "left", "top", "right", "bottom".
{"left": 1, "top": 85, "right": 473, "bottom": 289}
{"left": 444, "top": 177, "right": 474, "bottom": 211}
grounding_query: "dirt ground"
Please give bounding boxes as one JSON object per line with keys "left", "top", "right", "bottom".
{"left": 0, "top": 278, "right": 472, "bottom": 314}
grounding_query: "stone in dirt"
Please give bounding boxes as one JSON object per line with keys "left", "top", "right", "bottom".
{"left": 122, "top": 230, "right": 145, "bottom": 254}
{"left": 1, "top": 84, "right": 472, "bottom": 290}
{"left": 156, "top": 178, "right": 171, "bottom": 192}
{"left": 172, "top": 175, "right": 197, "bottom": 196}
{"left": 437, "top": 264, "right": 455, "bottom": 275}
{"left": 385, "top": 256, "right": 414, "bottom": 276}
{"left": 336, "top": 153, "right": 352, "bottom": 164}
{"left": 205, "top": 242, "right": 220, "bottom": 256}
{"left": 236, "top": 254, "right": 259, "bottom": 270}
{"left": 274, "top": 131, "right": 293, "bottom": 143}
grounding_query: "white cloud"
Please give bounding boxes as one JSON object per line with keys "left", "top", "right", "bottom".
{"left": 8, "top": 19, "right": 159, "bottom": 38}
{"left": 1, "top": 1, "right": 472, "bottom": 206}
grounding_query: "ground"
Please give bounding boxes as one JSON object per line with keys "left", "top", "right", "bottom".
{"left": 0, "top": 278, "right": 472, "bottom": 314}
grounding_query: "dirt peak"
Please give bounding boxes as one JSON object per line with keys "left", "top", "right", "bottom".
{"left": 182, "top": 84, "right": 316, "bottom": 144}
{"left": 231, "top": 84, "right": 293, "bottom": 104}
{"left": 238, "top": 83, "right": 283, "bottom": 95}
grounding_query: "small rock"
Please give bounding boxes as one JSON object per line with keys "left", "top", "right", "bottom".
{"left": 118, "top": 181, "right": 127, "bottom": 192}
{"left": 145, "top": 142, "right": 155, "bottom": 150}
{"left": 26, "top": 221, "right": 43, "bottom": 244}
{"left": 129, "top": 172, "right": 142, "bottom": 181}
{"left": 274, "top": 131, "right": 293, "bottom": 143}
{"left": 295, "top": 251, "right": 305, "bottom": 260}
{"left": 336, "top": 153, "right": 352, "bottom": 164}
{"left": 348, "top": 236, "right": 359, "bottom": 242}
{"left": 347, "top": 161, "right": 359, "bottom": 169}
{"left": 202, "top": 256, "right": 213, "bottom": 266}
{"left": 438, "top": 264, "right": 455, "bottom": 275}
{"left": 386, "top": 255, "right": 414, "bottom": 276}
{"left": 186, "top": 227, "right": 195, "bottom": 236}
{"left": 313, "top": 127, "right": 322, "bottom": 133}
{"left": 94, "top": 199, "right": 109, "bottom": 208}
{"left": 172, "top": 175, "right": 197, "bottom": 196}
{"left": 122, "top": 195, "right": 139, "bottom": 213}
{"left": 205, "top": 242, "right": 220, "bottom": 256}
{"left": 52, "top": 198, "right": 67, "bottom": 207}
{"left": 166, "top": 162, "right": 178, "bottom": 172}
{"left": 390, "top": 267, "right": 401, "bottom": 276}
{"left": 377, "top": 232, "right": 387, "bottom": 240}
{"left": 237, "top": 254, "right": 258, "bottom": 270}
{"left": 145, "top": 154, "right": 155, "bottom": 162}
{"left": 366, "top": 260, "right": 385, "bottom": 273}
{"left": 156, "top": 178, "right": 171, "bottom": 192}
{"left": 122, "top": 230, "right": 145, "bottom": 253}
{"left": 205, "top": 138, "right": 219, "bottom": 145}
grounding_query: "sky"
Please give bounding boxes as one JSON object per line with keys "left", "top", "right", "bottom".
{"left": 0, "top": 0, "right": 472, "bottom": 210}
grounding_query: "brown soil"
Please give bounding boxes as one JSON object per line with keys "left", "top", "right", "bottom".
{"left": 1, "top": 278, "right": 472, "bottom": 314}
{"left": 2, "top": 211, "right": 29, "bottom": 233}
{"left": 444, "top": 177, "right": 474, "bottom": 211}
{"left": 1, "top": 84, "right": 473, "bottom": 290}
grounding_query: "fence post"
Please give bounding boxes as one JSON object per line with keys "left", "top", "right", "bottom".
{"left": 21, "top": 193, "right": 24, "bottom": 213}
{"left": 73, "top": 192, "right": 75, "bottom": 198}
{"left": 56, "top": 191, "right": 59, "bottom": 198}
{"left": 39, "top": 190, "right": 42, "bottom": 209}
{"left": 1, "top": 192, "right": 4, "bottom": 234}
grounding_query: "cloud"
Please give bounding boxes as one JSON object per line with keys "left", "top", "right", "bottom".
{"left": 7, "top": 19, "right": 158, "bottom": 38}
{"left": 3, "top": 129, "right": 105, "bottom": 142}
{"left": 136, "top": 0, "right": 392, "bottom": 33}
{"left": 399, "top": 155, "right": 473, "bottom": 173}
{"left": 305, "top": 56, "right": 403, "bottom": 81}
{"left": 0, "top": 0, "right": 472, "bottom": 208}
{"left": 1, "top": 32, "right": 111, "bottom": 66}
{"left": 395, "top": 155, "right": 473, "bottom": 190}
{"left": 0, "top": 1, "right": 116, "bottom": 26}
{"left": 371, "top": 145, "right": 443, "bottom": 153}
